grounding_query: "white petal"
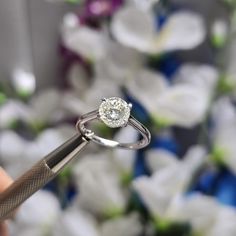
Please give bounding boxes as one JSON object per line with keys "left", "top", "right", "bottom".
{"left": 113, "top": 126, "right": 138, "bottom": 174}
{"left": 95, "top": 42, "right": 144, "bottom": 84}
{"left": 68, "top": 63, "right": 91, "bottom": 95}
{"left": 73, "top": 154, "right": 126, "bottom": 215}
{"left": 154, "top": 85, "right": 209, "bottom": 127}
{"left": 211, "top": 19, "right": 228, "bottom": 43}
{"left": 62, "top": 91, "right": 90, "bottom": 115}
{"left": 166, "top": 194, "right": 219, "bottom": 233}
{"left": 0, "top": 131, "right": 27, "bottom": 165}
{"left": 133, "top": 175, "right": 172, "bottom": 218}
{"left": 126, "top": 69, "right": 168, "bottom": 112}
{"left": 52, "top": 208, "right": 99, "bottom": 236}
{"left": 62, "top": 25, "right": 106, "bottom": 61}
{"left": 0, "top": 100, "right": 30, "bottom": 128}
{"left": 29, "top": 89, "right": 62, "bottom": 123}
{"left": 111, "top": 6, "right": 155, "bottom": 52}
{"left": 174, "top": 64, "right": 219, "bottom": 94}
{"left": 183, "top": 145, "right": 207, "bottom": 173}
{"left": 213, "top": 127, "right": 236, "bottom": 174}
{"left": 129, "top": 0, "right": 160, "bottom": 11}
{"left": 133, "top": 165, "right": 190, "bottom": 218}
{"left": 212, "top": 97, "right": 236, "bottom": 131}
{"left": 227, "top": 37, "right": 236, "bottom": 84}
{"left": 84, "top": 79, "right": 123, "bottom": 110}
{"left": 15, "top": 190, "right": 61, "bottom": 227}
{"left": 11, "top": 69, "right": 36, "bottom": 96}
{"left": 36, "top": 126, "right": 75, "bottom": 157}
{"left": 152, "top": 11, "right": 206, "bottom": 53}
{"left": 208, "top": 207, "right": 236, "bottom": 236}
{"left": 211, "top": 98, "right": 236, "bottom": 173}
{"left": 62, "top": 12, "right": 80, "bottom": 30}
{"left": 9, "top": 227, "right": 45, "bottom": 236}
{"left": 146, "top": 149, "right": 179, "bottom": 173}
{"left": 101, "top": 213, "right": 142, "bottom": 236}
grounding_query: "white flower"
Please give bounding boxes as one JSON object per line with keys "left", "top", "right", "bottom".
{"left": 166, "top": 194, "right": 220, "bottom": 234}
{"left": 212, "top": 97, "right": 236, "bottom": 130}
{"left": 182, "top": 145, "right": 208, "bottom": 173}
{"left": 207, "top": 207, "right": 236, "bottom": 236}
{"left": 62, "top": 23, "right": 106, "bottom": 61}
{"left": 133, "top": 145, "right": 207, "bottom": 219}
{"left": 101, "top": 213, "right": 142, "bottom": 236}
{"left": 126, "top": 64, "right": 218, "bottom": 127}
{"left": 133, "top": 164, "right": 190, "bottom": 219}
{"left": 63, "top": 59, "right": 124, "bottom": 115}
{"left": 63, "top": 77, "right": 122, "bottom": 115}
{"left": 95, "top": 41, "right": 144, "bottom": 84}
{"left": 35, "top": 125, "right": 75, "bottom": 157}
{"left": 62, "top": 90, "right": 91, "bottom": 115}
{"left": 166, "top": 194, "right": 236, "bottom": 236}
{"left": 0, "top": 126, "right": 74, "bottom": 178}
{"left": 211, "top": 19, "right": 228, "bottom": 47}
{"left": 126, "top": 68, "right": 168, "bottom": 108}
{"left": 67, "top": 63, "right": 91, "bottom": 96}
{"left": 150, "top": 11, "right": 206, "bottom": 53}
{"left": 129, "top": 0, "right": 160, "bottom": 11}
{"left": 211, "top": 97, "right": 236, "bottom": 173}
{"left": 154, "top": 85, "right": 210, "bottom": 127}
{"left": 0, "top": 130, "right": 27, "bottom": 166}
{"left": 52, "top": 207, "right": 99, "bottom": 236}
{"left": 28, "top": 89, "right": 67, "bottom": 124}
{"left": 147, "top": 145, "right": 207, "bottom": 173}
{"left": 111, "top": 5, "right": 205, "bottom": 53}
{"left": 112, "top": 126, "right": 138, "bottom": 176}
{"left": 111, "top": 6, "right": 156, "bottom": 52}
{"left": 146, "top": 149, "right": 179, "bottom": 173}
{"left": 0, "top": 89, "right": 68, "bottom": 128}
{"left": 174, "top": 64, "right": 219, "bottom": 94}
{"left": 11, "top": 69, "right": 36, "bottom": 97}
{"left": 0, "top": 100, "right": 30, "bottom": 129}
{"left": 83, "top": 79, "right": 123, "bottom": 111}
{"left": 72, "top": 153, "right": 127, "bottom": 216}
{"left": 11, "top": 190, "right": 61, "bottom": 235}
{"left": 226, "top": 36, "right": 236, "bottom": 89}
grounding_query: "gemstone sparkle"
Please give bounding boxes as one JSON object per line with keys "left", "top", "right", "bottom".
{"left": 98, "top": 97, "right": 131, "bottom": 128}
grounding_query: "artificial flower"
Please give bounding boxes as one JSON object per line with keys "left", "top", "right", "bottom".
{"left": 101, "top": 213, "right": 142, "bottom": 236}
{"left": 111, "top": 5, "right": 206, "bottom": 53}
{"left": 52, "top": 207, "right": 99, "bottom": 236}
{"left": 72, "top": 153, "right": 127, "bottom": 216}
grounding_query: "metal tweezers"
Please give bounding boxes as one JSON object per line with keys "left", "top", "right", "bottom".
{"left": 0, "top": 133, "right": 89, "bottom": 220}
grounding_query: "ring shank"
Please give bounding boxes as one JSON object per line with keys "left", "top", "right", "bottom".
{"left": 76, "top": 110, "right": 151, "bottom": 150}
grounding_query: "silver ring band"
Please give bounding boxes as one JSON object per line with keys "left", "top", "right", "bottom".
{"left": 76, "top": 110, "right": 151, "bottom": 149}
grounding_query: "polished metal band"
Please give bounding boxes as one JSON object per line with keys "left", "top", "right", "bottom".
{"left": 76, "top": 110, "right": 151, "bottom": 149}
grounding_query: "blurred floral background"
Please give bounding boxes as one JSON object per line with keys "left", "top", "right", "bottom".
{"left": 0, "top": 0, "right": 236, "bottom": 235}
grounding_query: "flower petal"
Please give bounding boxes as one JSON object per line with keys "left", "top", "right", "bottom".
{"left": 111, "top": 6, "right": 155, "bottom": 52}
{"left": 152, "top": 11, "right": 206, "bottom": 53}
{"left": 73, "top": 153, "right": 126, "bottom": 216}
{"left": 174, "top": 64, "right": 219, "bottom": 94}
{"left": 52, "top": 208, "right": 99, "bottom": 236}
{"left": 146, "top": 149, "right": 179, "bottom": 173}
{"left": 101, "top": 213, "right": 142, "bottom": 236}
{"left": 126, "top": 68, "right": 168, "bottom": 112}
{"left": 166, "top": 194, "right": 220, "bottom": 233}
{"left": 154, "top": 85, "right": 209, "bottom": 127}
{"left": 95, "top": 42, "right": 144, "bottom": 84}
{"left": 62, "top": 25, "right": 106, "bottom": 61}
{"left": 0, "top": 100, "right": 30, "bottom": 128}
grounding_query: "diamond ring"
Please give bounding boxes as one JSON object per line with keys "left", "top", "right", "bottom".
{"left": 76, "top": 97, "right": 151, "bottom": 149}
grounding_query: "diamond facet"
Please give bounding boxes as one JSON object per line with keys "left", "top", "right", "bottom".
{"left": 99, "top": 97, "right": 131, "bottom": 128}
